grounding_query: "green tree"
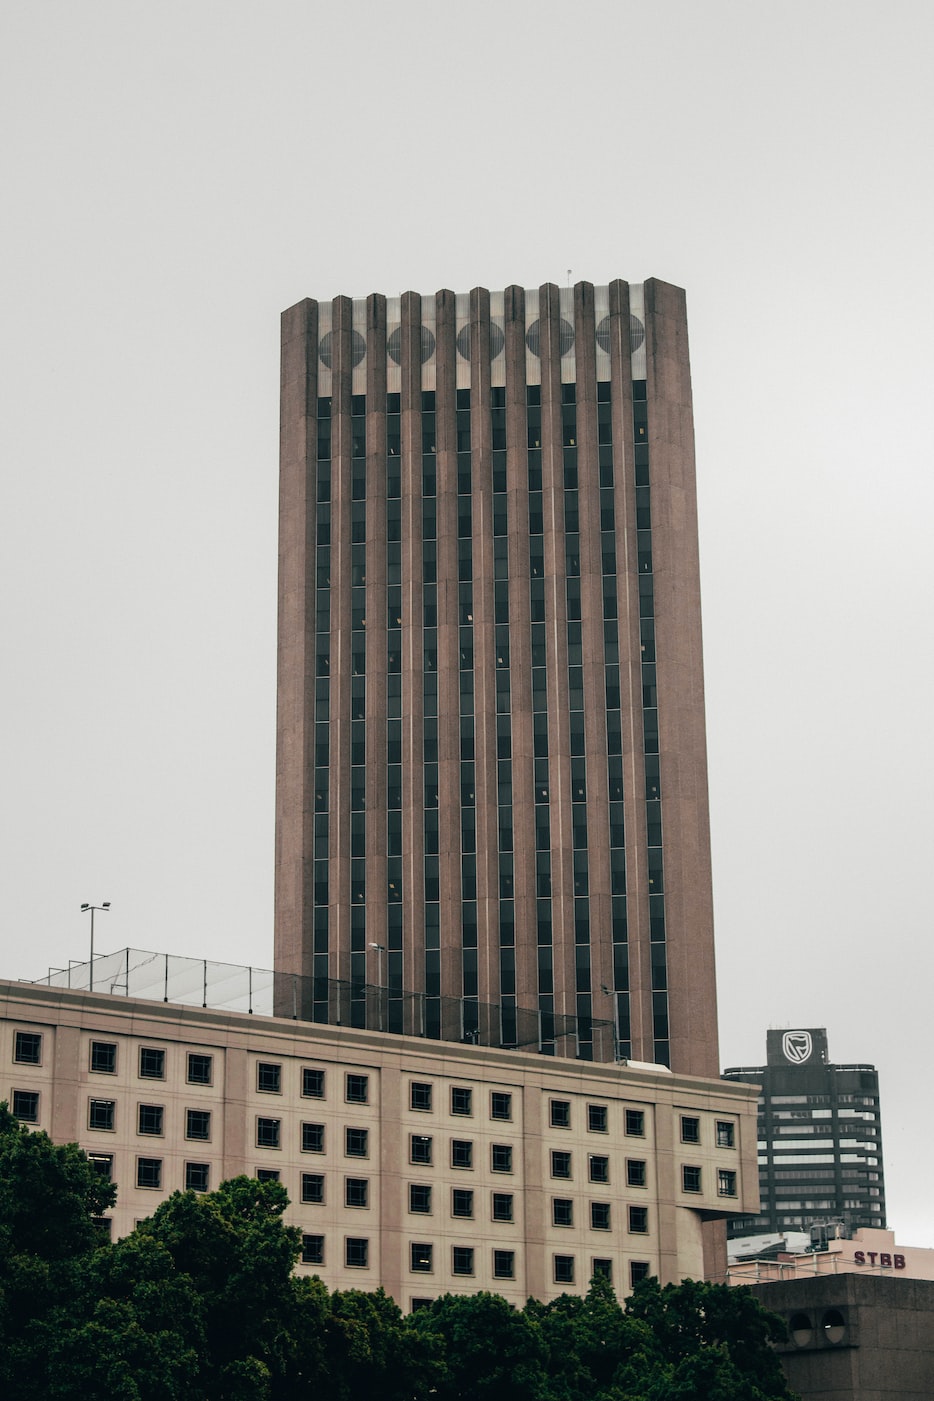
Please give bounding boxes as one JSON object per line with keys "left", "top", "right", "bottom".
{"left": 412, "top": 1291, "right": 550, "bottom": 1401}
{"left": 324, "top": 1286, "right": 440, "bottom": 1401}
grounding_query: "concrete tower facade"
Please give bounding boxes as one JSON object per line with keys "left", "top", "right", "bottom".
{"left": 275, "top": 279, "right": 718, "bottom": 1079}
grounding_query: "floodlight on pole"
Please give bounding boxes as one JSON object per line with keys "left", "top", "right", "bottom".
{"left": 81, "top": 902, "right": 111, "bottom": 992}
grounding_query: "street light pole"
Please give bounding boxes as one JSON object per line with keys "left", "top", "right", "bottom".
{"left": 81, "top": 903, "right": 111, "bottom": 992}
{"left": 601, "top": 983, "right": 622, "bottom": 1063}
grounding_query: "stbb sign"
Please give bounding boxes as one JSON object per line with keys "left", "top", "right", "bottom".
{"left": 853, "top": 1250, "right": 906, "bottom": 1269}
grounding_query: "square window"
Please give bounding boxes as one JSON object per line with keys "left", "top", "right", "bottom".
{"left": 411, "top": 1242, "right": 433, "bottom": 1272}
{"left": 186, "top": 1109, "right": 211, "bottom": 1141}
{"left": 625, "top": 1108, "right": 645, "bottom": 1137}
{"left": 451, "top": 1140, "right": 473, "bottom": 1170}
{"left": 346, "top": 1127, "right": 369, "bottom": 1158}
{"left": 187, "top": 1053, "right": 213, "bottom": 1085}
{"left": 589, "top": 1155, "right": 609, "bottom": 1185}
{"left": 302, "top": 1067, "right": 325, "bottom": 1098}
{"left": 256, "top": 1117, "right": 281, "bottom": 1149}
{"left": 491, "top": 1144, "right": 513, "bottom": 1173}
{"left": 346, "top": 1074, "right": 369, "bottom": 1104}
{"left": 88, "top": 1153, "right": 113, "bottom": 1180}
{"left": 552, "top": 1198, "right": 573, "bottom": 1227}
{"left": 410, "top": 1134, "right": 432, "bottom": 1165}
{"left": 410, "top": 1081, "right": 432, "bottom": 1112}
{"left": 302, "top": 1173, "right": 325, "bottom": 1204}
{"left": 592, "top": 1258, "right": 613, "bottom": 1281}
{"left": 13, "top": 1031, "right": 41, "bottom": 1065}
{"left": 345, "top": 1237, "right": 369, "bottom": 1268}
{"left": 493, "top": 1249, "right": 515, "bottom": 1279}
{"left": 185, "top": 1162, "right": 209, "bottom": 1192}
{"left": 302, "top": 1122, "right": 325, "bottom": 1153}
{"left": 587, "top": 1104, "right": 608, "bottom": 1133}
{"left": 452, "top": 1189, "right": 474, "bottom": 1219}
{"left": 452, "top": 1246, "right": 474, "bottom": 1276}
{"left": 139, "top": 1047, "right": 165, "bottom": 1080}
{"left": 451, "top": 1086, "right": 473, "bottom": 1116}
{"left": 257, "top": 1062, "right": 282, "bottom": 1094}
{"left": 138, "top": 1104, "right": 164, "bottom": 1136}
{"left": 137, "top": 1156, "right": 162, "bottom": 1189}
{"left": 409, "top": 1184, "right": 432, "bottom": 1214}
{"left": 345, "top": 1177, "right": 369, "bottom": 1208}
{"left": 628, "top": 1206, "right": 649, "bottom": 1234}
{"left": 554, "top": 1254, "right": 575, "bottom": 1284}
{"left": 627, "top": 1159, "right": 647, "bottom": 1188}
{"left": 88, "top": 1098, "right": 115, "bottom": 1131}
{"left": 551, "top": 1150, "right": 572, "bottom": 1179}
{"left": 716, "top": 1120, "right": 735, "bottom": 1149}
{"left": 492, "top": 1192, "right": 513, "bottom": 1222}
{"left": 490, "top": 1092, "right": 512, "bottom": 1121}
{"left": 630, "top": 1260, "right": 651, "bottom": 1287}
{"left": 302, "top": 1233, "right": 324, "bottom": 1265}
{"left": 12, "top": 1089, "right": 39, "bottom": 1122}
{"left": 90, "top": 1041, "right": 117, "bottom": 1074}
{"left": 550, "top": 1099, "right": 571, "bottom": 1129}
{"left": 718, "top": 1169, "right": 737, "bottom": 1197}
{"left": 682, "top": 1165, "right": 702, "bottom": 1194}
{"left": 256, "top": 1168, "right": 280, "bottom": 1184}
{"left": 591, "top": 1202, "right": 611, "bottom": 1231}
{"left": 681, "top": 1116, "right": 700, "bottom": 1145}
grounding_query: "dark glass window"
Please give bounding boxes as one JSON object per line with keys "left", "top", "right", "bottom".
{"left": 629, "top": 1206, "right": 649, "bottom": 1234}
{"left": 591, "top": 1203, "right": 611, "bottom": 1231}
{"left": 12, "top": 1089, "right": 38, "bottom": 1122}
{"left": 554, "top": 1255, "right": 575, "bottom": 1284}
{"left": 185, "top": 1162, "right": 209, "bottom": 1192}
{"left": 552, "top": 1198, "right": 573, "bottom": 1227}
{"left": 411, "top": 1082, "right": 432, "bottom": 1112}
{"left": 411, "top": 1242, "right": 433, "bottom": 1273}
{"left": 493, "top": 1250, "right": 515, "bottom": 1279}
{"left": 452, "top": 1189, "right": 474, "bottom": 1218}
{"left": 136, "top": 1157, "right": 162, "bottom": 1189}
{"left": 346, "top": 1074, "right": 369, "bottom": 1104}
{"left": 256, "top": 1117, "right": 280, "bottom": 1149}
{"left": 716, "top": 1120, "right": 735, "bottom": 1148}
{"left": 630, "top": 1261, "right": 651, "bottom": 1288}
{"left": 302, "top": 1068, "right": 325, "bottom": 1098}
{"left": 257, "top": 1062, "right": 282, "bottom": 1094}
{"left": 345, "top": 1127, "right": 369, "bottom": 1158}
{"left": 718, "top": 1169, "right": 737, "bottom": 1197}
{"left": 90, "top": 1041, "right": 117, "bottom": 1074}
{"left": 256, "top": 1169, "right": 280, "bottom": 1184}
{"left": 185, "top": 1109, "right": 211, "bottom": 1141}
{"left": 139, "top": 1047, "right": 165, "bottom": 1080}
{"left": 492, "top": 1192, "right": 513, "bottom": 1222}
{"left": 138, "top": 1104, "right": 164, "bottom": 1136}
{"left": 551, "top": 1150, "right": 572, "bottom": 1179}
{"left": 302, "top": 1122, "right": 324, "bottom": 1153}
{"left": 491, "top": 1144, "right": 513, "bottom": 1173}
{"left": 345, "top": 1238, "right": 369, "bottom": 1269}
{"left": 409, "top": 1184, "right": 432, "bottom": 1214}
{"left": 625, "top": 1108, "right": 645, "bottom": 1137}
{"left": 627, "top": 1159, "right": 647, "bottom": 1188}
{"left": 452, "top": 1246, "right": 474, "bottom": 1276}
{"left": 14, "top": 1031, "right": 42, "bottom": 1064}
{"left": 589, "top": 1155, "right": 609, "bottom": 1184}
{"left": 451, "top": 1087, "right": 472, "bottom": 1116}
{"left": 88, "top": 1099, "right": 115, "bottom": 1131}
{"left": 302, "top": 1173, "right": 325, "bottom": 1204}
{"left": 593, "top": 1258, "right": 613, "bottom": 1281}
{"left": 451, "top": 1140, "right": 473, "bottom": 1170}
{"left": 410, "top": 1135, "right": 432, "bottom": 1165}
{"left": 587, "top": 1104, "right": 608, "bottom": 1133}
{"left": 681, "top": 1116, "right": 700, "bottom": 1145}
{"left": 550, "top": 1100, "right": 571, "bottom": 1129}
{"left": 187, "top": 1053, "right": 213, "bottom": 1085}
{"left": 87, "top": 1153, "right": 113, "bottom": 1179}
{"left": 491, "top": 1092, "right": 512, "bottom": 1121}
{"left": 682, "top": 1165, "right": 702, "bottom": 1194}
{"left": 302, "top": 1234, "right": 324, "bottom": 1265}
{"left": 345, "top": 1177, "right": 369, "bottom": 1208}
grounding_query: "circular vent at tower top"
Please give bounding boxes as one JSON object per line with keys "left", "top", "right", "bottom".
{"left": 318, "top": 329, "right": 366, "bottom": 369}
{"left": 525, "top": 317, "right": 575, "bottom": 358}
{"left": 595, "top": 314, "right": 645, "bottom": 356}
{"left": 456, "top": 322, "right": 506, "bottom": 361}
{"left": 387, "top": 325, "right": 436, "bottom": 365}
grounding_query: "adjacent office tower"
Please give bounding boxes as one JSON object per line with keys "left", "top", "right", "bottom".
{"left": 724, "top": 1029, "right": 886, "bottom": 1239}
{"left": 275, "top": 280, "right": 719, "bottom": 1079}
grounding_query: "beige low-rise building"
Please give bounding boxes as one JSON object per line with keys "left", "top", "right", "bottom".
{"left": 729, "top": 1228, "right": 934, "bottom": 1286}
{"left": 3, "top": 972, "right": 757, "bottom": 1307}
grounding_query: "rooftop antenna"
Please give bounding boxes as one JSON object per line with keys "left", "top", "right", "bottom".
{"left": 567, "top": 268, "right": 572, "bottom": 287}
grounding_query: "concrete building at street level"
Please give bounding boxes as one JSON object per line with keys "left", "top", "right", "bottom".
{"left": 724, "top": 1028, "right": 885, "bottom": 1241}
{"left": 2, "top": 973, "right": 757, "bottom": 1305}
{"left": 275, "top": 279, "right": 718, "bottom": 1082}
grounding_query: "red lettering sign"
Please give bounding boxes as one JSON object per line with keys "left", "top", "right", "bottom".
{"left": 854, "top": 1251, "right": 865, "bottom": 1265}
{"left": 895, "top": 1254, "right": 906, "bottom": 1269}
{"left": 880, "top": 1253, "right": 892, "bottom": 1267}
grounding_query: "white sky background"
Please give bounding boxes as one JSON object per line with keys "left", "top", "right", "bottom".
{"left": 2, "top": 1, "right": 932, "bottom": 1243}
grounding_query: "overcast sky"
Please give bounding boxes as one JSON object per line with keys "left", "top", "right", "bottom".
{"left": 2, "top": 1, "right": 932, "bottom": 1244}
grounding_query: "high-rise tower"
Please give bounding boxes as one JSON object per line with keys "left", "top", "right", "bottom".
{"left": 275, "top": 279, "right": 718, "bottom": 1079}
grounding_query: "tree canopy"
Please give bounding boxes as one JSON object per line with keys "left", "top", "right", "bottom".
{"left": 0, "top": 1106, "right": 797, "bottom": 1400}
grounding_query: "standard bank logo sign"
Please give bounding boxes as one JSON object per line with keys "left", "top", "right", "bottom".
{"left": 782, "top": 1031, "right": 813, "bottom": 1064}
